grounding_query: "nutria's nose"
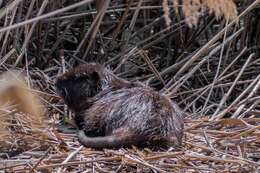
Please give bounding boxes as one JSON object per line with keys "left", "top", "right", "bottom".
{"left": 54, "top": 79, "right": 64, "bottom": 97}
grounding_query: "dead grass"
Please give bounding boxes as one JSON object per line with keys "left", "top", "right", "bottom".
{"left": 1, "top": 117, "right": 260, "bottom": 172}
{"left": 0, "top": 71, "right": 46, "bottom": 155}
{"left": 0, "top": 0, "right": 260, "bottom": 172}
{"left": 163, "top": 0, "right": 238, "bottom": 27}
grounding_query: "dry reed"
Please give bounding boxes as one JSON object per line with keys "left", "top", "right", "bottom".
{"left": 163, "top": 0, "right": 237, "bottom": 27}
{"left": 0, "top": 0, "right": 259, "bottom": 172}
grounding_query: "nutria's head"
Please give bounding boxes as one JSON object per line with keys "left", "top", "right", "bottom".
{"left": 55, "top": 63, "right": 103, "bottom": 111}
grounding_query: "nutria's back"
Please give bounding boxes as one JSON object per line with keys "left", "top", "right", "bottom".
{"left": 80, "top": 86, "right": 184, "bottom": 146}
{"left": 56, "top": 63, "right": 143, "bottom": 112}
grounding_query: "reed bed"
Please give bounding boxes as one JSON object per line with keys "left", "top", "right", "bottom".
{"left": 0, "top": 0, "right": 260, "bottom": 172}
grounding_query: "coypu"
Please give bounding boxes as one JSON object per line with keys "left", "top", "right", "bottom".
{"left": 55, "top": 63, "right": 184, "bottom": 149}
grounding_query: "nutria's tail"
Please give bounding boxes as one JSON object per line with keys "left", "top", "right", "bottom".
{"left": 77, "top": 130, "right": 143, "bottom": 149}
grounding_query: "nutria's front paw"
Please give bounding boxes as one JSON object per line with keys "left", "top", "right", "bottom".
{"left": 77, "top": 130, "right": 86, "bottom": 144}
{"left": 57, "top": 124, "right": 77, "bottom": 134}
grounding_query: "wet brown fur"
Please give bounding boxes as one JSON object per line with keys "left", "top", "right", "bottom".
{"left": 55, "top": 63, "right": 184, "bottom": 149}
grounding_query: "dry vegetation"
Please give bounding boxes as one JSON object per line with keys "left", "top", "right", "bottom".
{"left": 0, "top": 0, "right": 260, "bottom": 172}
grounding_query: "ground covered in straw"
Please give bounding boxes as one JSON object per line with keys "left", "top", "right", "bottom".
{"left": 1, "top": 116, "right": 260, "bottom": 172}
